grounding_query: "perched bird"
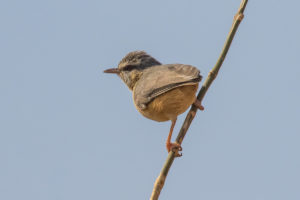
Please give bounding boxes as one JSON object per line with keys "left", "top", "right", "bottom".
{"left": 104, "top": 51, "right": 203, "bottom": 156}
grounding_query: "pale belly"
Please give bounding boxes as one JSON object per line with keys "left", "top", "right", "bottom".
{"left": 134, "top": 84, "right": 198, "bottom": 122}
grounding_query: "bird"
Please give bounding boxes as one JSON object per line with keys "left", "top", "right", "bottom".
{"left": 104, "top": 51, "right": 204, "bottom": 156}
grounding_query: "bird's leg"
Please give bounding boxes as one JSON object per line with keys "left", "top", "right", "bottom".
{"left": 166, "top": 118, "right": 182, "bottom": 157}
{"left": 193, "top": 99, "right": 204, "bottom": 111}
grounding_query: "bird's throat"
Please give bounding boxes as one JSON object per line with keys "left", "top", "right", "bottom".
{"left": 128, "top": 70, "right": 142, "bottom": 90}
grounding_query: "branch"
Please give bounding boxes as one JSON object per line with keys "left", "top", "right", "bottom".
{"left": 150, "top": 1, "right": 248, "bottom": 199}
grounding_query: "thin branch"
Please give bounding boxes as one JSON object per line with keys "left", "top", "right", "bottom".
{"left": 150, "top": 1, "right": 248, "bottom": 199}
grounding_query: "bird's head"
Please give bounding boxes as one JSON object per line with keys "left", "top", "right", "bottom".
{"left": 104, "top": 51, "right": 161, "bottom": 90}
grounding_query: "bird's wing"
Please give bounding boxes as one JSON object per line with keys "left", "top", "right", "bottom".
{"left": 133, "top": 64, "right": 201, "bottom": 110}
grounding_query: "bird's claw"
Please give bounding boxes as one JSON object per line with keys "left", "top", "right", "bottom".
{"left": 194, "top": 99, "right": 204, "bottom": 111}
{"left": 167, "top": 142, "right": 182, "bottom": 157}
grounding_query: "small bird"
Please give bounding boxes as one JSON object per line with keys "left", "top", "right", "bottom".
{"left": 104, "top": 51, "right": 203, "bottom": 156}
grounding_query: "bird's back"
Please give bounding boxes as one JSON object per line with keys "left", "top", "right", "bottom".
{"left": 132, "top": 64, "right": 201, "bottom": 121}
{"left": 133, "top": 64, "right": 201, "bottom": 110}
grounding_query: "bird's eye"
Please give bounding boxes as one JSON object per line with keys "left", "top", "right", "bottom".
{"left": 122, "top": 65, "right": 137, "bottom": 71}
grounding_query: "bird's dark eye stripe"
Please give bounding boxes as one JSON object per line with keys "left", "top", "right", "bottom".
{"left": 122, "top": 65, "right": 138, "bottom": 71}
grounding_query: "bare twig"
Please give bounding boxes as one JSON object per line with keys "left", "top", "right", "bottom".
{"left": 150, "top": 1, "right": 248, "bottom": 199}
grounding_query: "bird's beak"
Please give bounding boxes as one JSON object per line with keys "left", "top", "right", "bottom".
{"left": 103, "top": 68, "right": 120, "bottom": 74}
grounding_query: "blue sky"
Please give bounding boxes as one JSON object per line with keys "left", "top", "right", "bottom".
{"left": 1, "top": 0, "right": 300, "bottom": 199}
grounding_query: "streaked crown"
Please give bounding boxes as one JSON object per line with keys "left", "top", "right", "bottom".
{"left": 118, "top": 51, "right": 161, "bottom": 71}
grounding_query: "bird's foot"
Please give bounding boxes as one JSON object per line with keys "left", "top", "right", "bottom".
{"left": 194, "top": 99, "right": 204, "bottom": 111}
{"left": 166, "top": 142, "right": 182, "bottom": 157}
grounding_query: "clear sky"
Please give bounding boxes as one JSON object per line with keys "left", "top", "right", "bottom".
{"left": 1, "top": 0, "right": 300, "bottom": 200}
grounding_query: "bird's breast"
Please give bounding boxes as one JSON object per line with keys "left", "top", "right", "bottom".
{"left": 133, "top": 84, "right": 198, "bottom": 122}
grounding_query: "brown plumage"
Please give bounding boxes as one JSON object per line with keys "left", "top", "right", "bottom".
{"left": 104, "top": 51, "right": 203, "bottom": 156}
{"left": 134, "top": 84, "right": 198, "bottom": 122}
